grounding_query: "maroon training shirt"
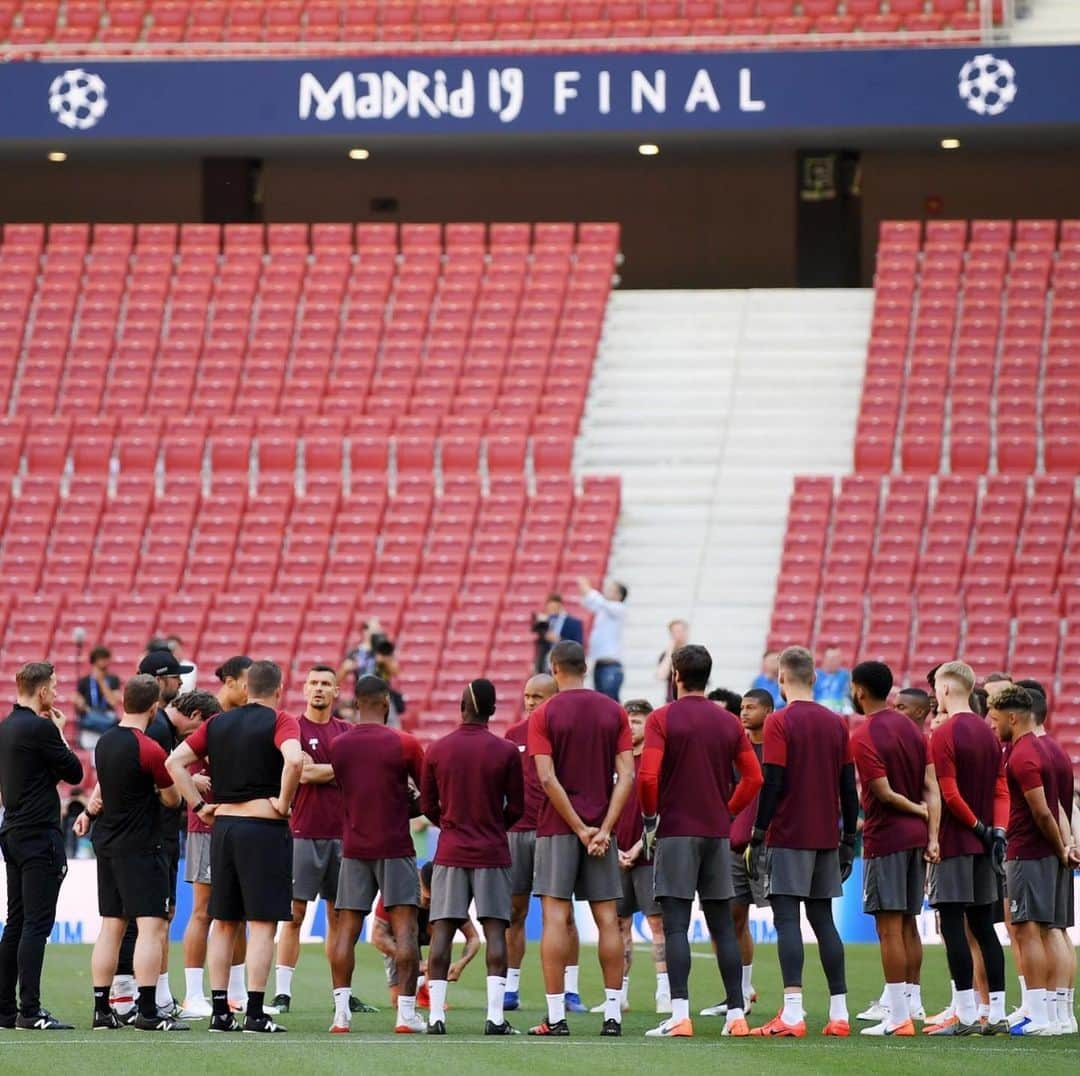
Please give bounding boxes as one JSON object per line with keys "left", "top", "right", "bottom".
{"left": 640, "top": 697, "right": 763, "bottom": 840}
{"left": 329, "top": 722, "right": 424, "bottom": 861}
{"left": 1004, "top": 732, "right": 1059, "bottom": 861}
{"left": 505, "top": 717, "right": 544, "bottom": 833}
{"left": 290, "top": 714, "right": 351, "bottom": 840}
{"left": 762, "top": 700, "right": 851, "bottom": 850}
{"left": 1041, "top": 733, "right": 1075, "bottom": 823}
{"left": 421, "top": 722, "right": 524, "bottom": 868}
{"left": 929, "top": 711, "right": 1004, "bottom": 859}
{"left": 613, "top": 753, "right": 650, "bottom": 863}
{"left": 187, "top": 759, "right": 212, "bottom": 836}
{"left": 850, "top": 708, "right": 929, "bottom": 858}
{"left": 730, "top": 741, "right": 764, "bottom": 853}
{"left": 527, "top": 688, "right": 633, "bottom": 838}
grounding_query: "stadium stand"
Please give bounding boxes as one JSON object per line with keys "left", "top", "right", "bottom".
{"left": 0, "top": 0, "right": 999, "bottom": 55}
{"left": 766, "top": 218, "right": 1080, "bottom": 776}
{"left": 0, "top": 220, "right": 622, "bottom": 792}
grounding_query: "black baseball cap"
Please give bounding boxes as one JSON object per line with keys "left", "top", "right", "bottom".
{"left": 139, "top": 649, "right": 194, "bottom": 677}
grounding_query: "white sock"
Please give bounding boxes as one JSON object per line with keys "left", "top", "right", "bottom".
{"left": 620, "top": 976, "right": 629, "bottom": 1006}
{"left": 1028, "top": 987, "right": 1049, "bottom": 1027}
{"left": 333, "top": 987, "right": 350, "bottom": 1022}
{"left": 885, "top": 982, "right": 909, "bottom": 1025}
{"left": 397, "top": 995, "right": 417, "bottom": 1023}
{"left": 486, "top": 976, "right": 506, "bottom": 1025}
{"left": 1018, "top": 975, "right": 1027, "bottom": 1009}
{"left": 229, "top": 964, "right": 247, "bottom": 1001}
{"left": 1055, "top": 989, "right": 1068, "bottom": 1024}
{"left": 657, "top": 971, "right": 670, "bottom": 996}
{"left": 878, "top": 983, "right": 890, "bottom": 1008}
{"left": 989, "top": 990, "right": 1006, "bottom": 1023}
{"left": 949, "top": 979, "right": 957, "bottom": 1006}
{"left": 1067, "top": 987, "right": 1075, "bottom": 1006}
{"left": 906, "top": 982, "right": 922, "bottom": 1010}
{"left": 782, "top": 990, "right": 803, "bottom": 1024}
{"left": 506, "top": 967, "right": 521, "bottom": 993}
{"left": 741, "top": 965, "right": 753, "bottom": 998}
{"left": 603, "top": 987, "right": 622, "bottom": 1023}
{"left": 429, "top": 980, "right": 448, "bottom": 1024}
{"left": 274, "top": 965, "right": 293, "bottom": 999}
{"left": 955, "top": 988, "right": 977, "bottom": 1025}
{"left": 977, "top": 1002, "right": 989, "bottom": 1020}
{"left": 184, "top": 967, "right": 204, "bottom": 1001}
{"left": 829, "top": 993, "right": 848, "bottom": 1022}
{"left": 726, "top": 1006, "right": 745, "bottom": 1022}
{"left": 155, "top": 973, "right": 172, "bottom": 1007}
{"left": 671, "top": 997, "right": 689, "bottom": 1023}
{"left": 545, "top": 991, "right": 565, "bottom": 1024}
{"left": 564, "top": 966, "right": 580, "bottom": 994}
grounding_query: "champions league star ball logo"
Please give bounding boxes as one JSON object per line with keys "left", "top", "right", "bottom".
{"left": 48, "top": 68, "right": 108, "bottom": 130}
{"left": 957, "top": 53, "right": 1017, "bottom": 117}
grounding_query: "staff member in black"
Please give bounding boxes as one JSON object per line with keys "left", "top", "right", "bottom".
{"left": 0, "top": 662, "right": 83, "bottom": 1030}
{"left": 74, "top": 675, "right": 188, "bottom": 1032}
{"left": 167, "top": 660, "right": 302, "bottom": 1034}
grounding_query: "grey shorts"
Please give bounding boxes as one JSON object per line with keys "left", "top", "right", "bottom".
{"left": 1006, "top": 857, "right": 1059, "bottom": 925}
{"left": 653, "top": 836, "right": 734, "bottom": 902}
{"left": 863, "top": 848, "right": 926, "bottom": 916}
{"left": 509, "top": 830, "right": 536, "bottom": 896}
{"left": 292, "top": 837, "right": 343, "bottom": 903}
{"left": 618, "top": 862, "right": 660, "bottom": 918}
{"left": 184, "top": 831, "right": 212, "bottom": 885}
{"left": 928, "top": 853, "right": 997, "bottom": 907}
{"left": 1054, "top": 864, "right": 1075, "bottom": 930}
{"left": 765, "top": 847, "right": 842, "bottom": 900}
{"left": 533, "top": 834, "right": 621, "bottom": 903}
{"left": 430, "top": 864, "right": 512, "bottom": 922}
{"left": 731, "top": 848, "right": 768, "bottom": 908}
{"left": 336, "top": 855, "right": 419, "bottom": 914}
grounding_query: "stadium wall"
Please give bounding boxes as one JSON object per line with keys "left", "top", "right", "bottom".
{"left": 7, "top": 147, "right": 1080, "bottom": 289}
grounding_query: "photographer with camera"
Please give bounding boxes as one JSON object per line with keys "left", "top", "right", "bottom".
{"left": 338, "top": 620, "right": 405, "bottom": 727}
{"left": 532, "top": 594, "right": 584, "bottom": 675}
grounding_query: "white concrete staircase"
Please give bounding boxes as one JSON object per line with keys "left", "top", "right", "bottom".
{"left": 577, "top": 289, "right": 872, "bottom": 704}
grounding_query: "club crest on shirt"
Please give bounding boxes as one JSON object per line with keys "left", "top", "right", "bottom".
{"left": 517, "top": 745, "right": 526, "bottom": 753}
{"left": 308, "top": 738, "right": 320, "bottom": 752}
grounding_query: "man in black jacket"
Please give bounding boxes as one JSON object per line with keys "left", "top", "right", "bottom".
{"left": 0, "top": 662, "right": 83, "bottom": 1029}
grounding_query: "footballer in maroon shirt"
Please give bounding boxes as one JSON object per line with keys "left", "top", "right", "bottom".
{"left": 503, "top": 673, "right": 568, "bottom": 1012}
{"left": 748, "top": 646, "right": 858, "bottom": 1038}
{"left": 611, "top": 699, "right": 668, "bottom": 1016}
{"left": 268, "top": 666, "right": 351, "bottom": 1016}
{"left": 638, "top": 646, "right": 763, "bottom": 1039}
{"left": 848, "top": 662, "right": 936, "bottom": 1037}
{"left": 924, "top": 660, "right": 1010, "bottom": 1035}
{"left": 79, "top": 675, "right": 185, "bottom": 1032}
{"left": 987, "top": 684, "right": 1075, "bottom": 1036}
{"left": 420, "top": 679, "right": 524, "bottom": 1037}
{"left": 326, "top": 675, "right": 425, "bottom": 1035}
{"left": 526, "top": 641, "right": 635, "bottom": 1037}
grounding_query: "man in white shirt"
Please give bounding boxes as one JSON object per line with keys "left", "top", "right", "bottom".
{"left": 578, "top": 577, "right": 628, "bottom": 702}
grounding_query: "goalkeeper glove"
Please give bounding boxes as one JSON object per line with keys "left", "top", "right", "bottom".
{"left": 642, "top": 814, "right": 659, "bottom": 860}
{"left": 744, "top": 828, "right": 766, "bottom": 882}
{"left": 990, "top": 827, "right": 1007, "bottom": 878}
{"left": 838, "top": 834, "right": 857, "bottom": 883}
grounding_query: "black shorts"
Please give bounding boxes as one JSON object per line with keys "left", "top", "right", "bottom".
{"left": 98, "top": 851, "right": 171, "bottom": 920}
{"left": 209, "top": 816, "right": 293, "bottom": 924}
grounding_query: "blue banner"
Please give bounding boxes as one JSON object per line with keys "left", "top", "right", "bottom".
{"left": 3, "top": 44, "right": 1077, "bottom": 143}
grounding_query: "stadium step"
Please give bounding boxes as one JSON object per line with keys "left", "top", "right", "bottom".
{"left": 579, "top": 288, "right": 872, "bottom": 699}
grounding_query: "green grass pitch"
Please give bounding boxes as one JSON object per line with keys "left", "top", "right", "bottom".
{"left": 1, "top": 941, "right": 1076, "bottom": 1074}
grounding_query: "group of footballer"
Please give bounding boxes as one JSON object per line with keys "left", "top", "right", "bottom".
{"left": 64, "top": 635, "right": 1079, "bottom": 1040}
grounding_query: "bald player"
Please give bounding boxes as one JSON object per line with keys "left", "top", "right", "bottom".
{"left": 895, "top": 689, "right": 933, "bottom": 734}
{"left": 503, "top": 675, "right": 585, "bottom": 1011}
